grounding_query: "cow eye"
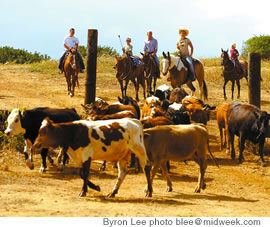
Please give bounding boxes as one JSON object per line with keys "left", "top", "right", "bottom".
{"left": 15, "top": 119, "right": 18, "bottom": 123}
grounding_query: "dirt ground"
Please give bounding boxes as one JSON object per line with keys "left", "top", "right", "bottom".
{"left": 0, "top": 63, "right": 270, "bottom": 217}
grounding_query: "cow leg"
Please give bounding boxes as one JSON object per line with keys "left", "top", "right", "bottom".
{"left": 79, "top": 158, "right": 100, "bottom": 197}
{"left": 161, "top": 161, "right": 172, "bottom": 192}
{"left": 57, "top": 147, "right": 68, "bottom": 171}
{"left": 229, "top": 131, "right": 236, "bottom": 160}
{"left": 47, "top": 154, "right": 54, "bottom": 166}
{"left": 236, "top": 80, "right": 241, "bottom": 99}
{"left": 99, "top": 161, "right": 106, "bottom": 171}
{"left": 219, "top": 127, "right": 224, "bottom": 150}
{"left": 194, "top": 158, "right": 207, "bottom": 193}
{"left": 39, "top": 149, "right": 48, "bottom": 173}
{"left": 231, "top": 80, "right": 235, "bottom": 100}
{"left": 238, "top": 134, "right": 245, "bottom": 164}
{"left": 24, "top": 139, "right": 34, "bottom": 170}
{"left": 144, "top": 165, "right": 153, "bottom": 197}
{"left": 107, "top": 159, "right": 129, "bottom": 198}
{"left": 223, "top": 80, "right": 228, "bottom": 100}
{"left": 258, "top": 139, "right": 265, "bottom": 166}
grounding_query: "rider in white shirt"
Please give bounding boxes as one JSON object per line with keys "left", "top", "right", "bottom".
{"left": 58, "top": 28, "right": 85, "bottom": 73}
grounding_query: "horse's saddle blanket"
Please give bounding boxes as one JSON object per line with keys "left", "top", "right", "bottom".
{"left": 174, "top": 56, "right": 200, "bottom": 72}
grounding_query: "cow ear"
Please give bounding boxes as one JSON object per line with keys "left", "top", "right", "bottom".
{"left": 143, "top": 133, "right": 150, "bottom": 139}
{"left": 140, "top": 52, "right": 144, "bottom": 56}
{"left": 43, "top": 117, "right": 53, "bottom": 127}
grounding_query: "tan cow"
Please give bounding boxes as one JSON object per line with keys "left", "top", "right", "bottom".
{"left": 216, "top": 103, "right": 230, "bottom": 151}
{"left": 143, "top": 124, "right": 218, "bottom": 197}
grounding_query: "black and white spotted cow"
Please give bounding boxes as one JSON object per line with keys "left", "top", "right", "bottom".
{"left": 5, "top": 107, "right": 80, "bottom": 172}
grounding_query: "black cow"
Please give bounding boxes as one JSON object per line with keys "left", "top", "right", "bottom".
{"left": 227, "top": 102, "right": 270, "bottom": 166}
{"left": 5, "top": 107, "right": 80, "bottom": 172}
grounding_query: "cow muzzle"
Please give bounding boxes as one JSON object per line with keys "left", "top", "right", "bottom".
{"left": 4, "top": 129, "right": 12, "bottom": 137}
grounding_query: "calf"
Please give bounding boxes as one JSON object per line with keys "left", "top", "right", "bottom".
{"left": 5, "top": 107, "right": 80, "bottom": 172}
{"left": 143, "top": 124, "right": 218, "bottom": 197}
{"left": 141, "top": 96, "right": 165, "bottom": 119}
{"left": 227, "top": 102, "right": 270, "bottom": 166}
{"left": 154, "top": 84, "right": 171, "bottom": 101}
{"left": 169, "top": 87, "right": 188, "bottom": 103}
{"left": 141, "top": 116, "right": 173, "bottom": 129}
{"left": 33, "top": 118, "right": 152, "bottom": 197}
{"left": 165, "top": 102, "right": 190, "bottom": 125}
{"left": 182, "top": 96, "right": 215, "bottom": 125}
{"left": 216, "top": 103, "right": 230, "bottom": 151}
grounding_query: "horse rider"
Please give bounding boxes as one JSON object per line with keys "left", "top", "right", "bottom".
{"left": 58, "top": 28, "right": 85, "bottom": 74}
{"left": 230, "top": 43, "right": 243, "bottom": 74}
{"left": 143, "top": 30, "right": 160, "bottom": 78}
{"left": 122, "top": 37, "right": 142, "bottom": 67}
{"left": 176, "top": 28, "right": 196, "bottom": 81}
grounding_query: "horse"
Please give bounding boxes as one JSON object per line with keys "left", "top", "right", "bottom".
{"left": 114, "top": 54, "right": 146, "bottom": 101}
{"left": 220, "top": 49, "right": 248, "bottom": 100}
{"left": 63, "top": 50, "right": 80, "bottom": 97}
{"left": 161, "top": 51, "right": 208, "bottom": 100}
{"left": 140, "top": 52, "right": 159, "bottom": 96}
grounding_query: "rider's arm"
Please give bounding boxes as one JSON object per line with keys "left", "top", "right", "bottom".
{"left": 75, "top": 43, "right": 79, "bottom": 50}
{"left": 64, "top": 44, "right": 70, "bottom": 51}
{"left": 189, "top": 42, "right": 194, "bottom": 57}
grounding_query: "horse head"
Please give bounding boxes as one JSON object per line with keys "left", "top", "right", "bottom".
{"left": 67, "top": 49, "right": 78, "bottom": 70}
{"left": 161, "top": 51, "right": 172, "bottom": 75}
{"left": 220, "top": 48, "right": 229, "bottom": 66}
{"left": 114, "top": 55, "right": 132, "bottom": 80}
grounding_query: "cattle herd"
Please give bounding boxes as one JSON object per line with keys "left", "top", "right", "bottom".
{"left": 3, "top": 84, "right": 270, "bottom": 198}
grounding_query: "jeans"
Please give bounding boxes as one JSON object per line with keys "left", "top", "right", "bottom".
{"left": 185, "top": 56, "right": 196, "bottom": 81}
{"left": 232, "top": 58, "right": 243, "bottom": 73}
{"left": 58, "top": 50, "right": 85, "bottom": 70}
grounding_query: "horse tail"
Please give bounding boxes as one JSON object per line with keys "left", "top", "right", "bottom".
{"left": 203, "top": 80, "right": 208, "bottom": 100}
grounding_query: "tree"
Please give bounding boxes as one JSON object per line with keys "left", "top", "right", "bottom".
{"left": 242, "top": 35, "right": 270, "bottom": 59}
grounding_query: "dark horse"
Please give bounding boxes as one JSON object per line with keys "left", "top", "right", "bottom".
{"left": 114, "top": 54, "right": 146, "bottom": 101}
{"left": 63, "top": 50, "right": 80, "bottom": 97}
{"left": 140, "top": 52, "right": 159, "bottom": 96}
{"left": 220, "top": 49, "right": 248, "bottom": 100}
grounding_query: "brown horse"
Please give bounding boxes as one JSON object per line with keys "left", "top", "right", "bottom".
{"left": 140, "top": 52, "right": 160, "bottom": 96}
{"left": 114, "top": 54, "right": 146, "bottom": 101}
{"left": 220, "top": 49, "right": 248, "bottom": 100}
{"left": 63, "top": 50, "right": 80, "bottom": 97}
{"left": 161, "top": 51, "right": 208, "bottom": 100}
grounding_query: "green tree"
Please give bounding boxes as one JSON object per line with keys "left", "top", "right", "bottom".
{"left": 242, "top": 35, "right": 270, "bottom": 59}
{"left": 78, "top": 45, "right": 119, "bottom": 58}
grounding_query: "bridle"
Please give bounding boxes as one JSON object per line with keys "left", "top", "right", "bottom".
{"left": 221, "top": 51, "right": 235, "bottom": 74}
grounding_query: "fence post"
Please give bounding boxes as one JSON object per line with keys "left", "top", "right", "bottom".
{"left": 85, "top": 29, "right": 98, "bottom": 104}
{"left": 248, "top": 53, "right": 261, "bottom": 108}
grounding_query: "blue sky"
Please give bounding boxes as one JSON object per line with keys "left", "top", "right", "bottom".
{"left": 1, "top": 0, "right": 269, "bottom": 59}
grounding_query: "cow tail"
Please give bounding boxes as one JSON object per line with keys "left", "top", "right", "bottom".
{"left": 207, "top": 139, "right": 219, "bottom": 168}
{"left": 203, "top": 80, "right": 208, "bottom": 100}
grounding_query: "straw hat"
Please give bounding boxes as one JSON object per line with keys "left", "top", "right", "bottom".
{"left": 232, "top": 43, "right": 236, "bottom": 48}
{"left": 179, "top": 29, "right": 189, "bottom": 36}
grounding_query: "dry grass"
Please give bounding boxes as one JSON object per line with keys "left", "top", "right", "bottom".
{"left": 0, "top": 56, "right": 270, "bottom": 217}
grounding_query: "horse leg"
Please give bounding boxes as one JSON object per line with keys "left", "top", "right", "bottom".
{"left": 153, "top": 76, "right": 157, "bottom": 93}
{"left": 65, "top": 72, "right": 71, "bottom": 95}
{"left": 223, "top": 80, "right": 228, "bottom": 101}
{"left": 118, "top": 79, "right": 124, "bottom": 99}
{"left": 236, "top": 80, "right": 240, "bottom": 99}
{"left": 71, "top": 73, "right": 77, "bottom": 97}
{"left": 231, "top": 80, "right": 235, "bottom": 100}
{"left": 186, "top": 80, "right": 196, "bottom": 96}
{"left": 124, "top": 79, "right": 129, "bottom": 97}
{"left": 131, "top": 78, "right": 139, "bottom": 101}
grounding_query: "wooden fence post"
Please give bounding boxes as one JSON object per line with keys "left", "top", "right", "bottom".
{"left": 248, "top": 53, "right": 261, "bottom": 108}
{"left": 84, "top": 29, "right": 98, "bottom": 104}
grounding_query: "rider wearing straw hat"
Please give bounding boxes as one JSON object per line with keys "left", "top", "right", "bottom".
{"left": 176, "top": 28, "right": 196, "bottom": 81}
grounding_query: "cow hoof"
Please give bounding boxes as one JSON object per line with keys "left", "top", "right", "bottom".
{"left": 39, "top": 167, "right": 46, "bottom": 173}
{"left": 78, "top": 191, "right": 87, "bottom": 197}
{"left": 202, "top": 183, "right": 206, "bottom": 190}
{"left": 145, "top": 192, "right": 152, "bottom": 197}
{"left": 166, "top": 187, "right": 172, "bottom": 192}
{"left": 194, "top": 187, "right": 201, "bottom": 193}
{"left": 26, "top": 160, "right": 34, "bottom": 170}
{"left": 107, "top": 192, "right": 116, "bottom": 198}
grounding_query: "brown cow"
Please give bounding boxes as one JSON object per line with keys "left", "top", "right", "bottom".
{"left": 143, "top": 124, "right": 218, "bottom": 197}
{"left": 141, "top": 116, "right": 173, "bottom": 129}
{"left": 141, "top": 96, "right": 165, "bottom": 119}
{"left": 216, "top": 103, "right": 230, "bottom": 151}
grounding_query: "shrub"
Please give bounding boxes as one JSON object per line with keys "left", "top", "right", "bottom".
{"left": 242, "top": 35, "right": 270, "bottom": 59}
{"left": 78, "top": 45, "right": 119, "bottom": 58}
{"left": 0, "top": 46, "right": 50, "bottom": 64}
